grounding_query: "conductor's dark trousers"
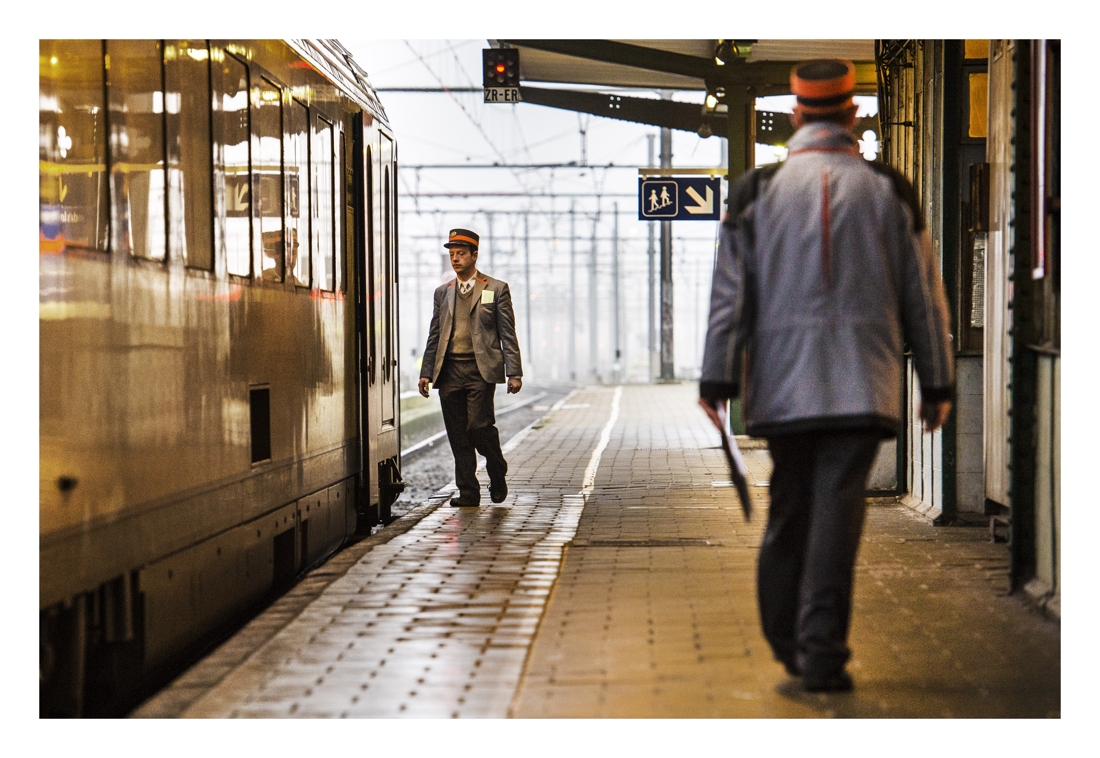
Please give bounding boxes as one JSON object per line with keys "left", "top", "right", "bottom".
{"left": 758, "top": 429, "right": 881, "bottom": 679}
{"left": 437, "top": 355, "right": 507, "bottom": 504}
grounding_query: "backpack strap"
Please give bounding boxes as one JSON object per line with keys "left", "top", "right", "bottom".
{"left": 723, "top": 162, "right": 783, "bottom": 228}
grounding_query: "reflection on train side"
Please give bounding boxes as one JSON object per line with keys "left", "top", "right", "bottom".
{"left": 39, "top": 38, "right": 401, "bottom": 717}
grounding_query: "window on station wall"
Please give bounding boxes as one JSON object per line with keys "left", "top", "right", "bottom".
{"left": 40, "top": 40, "right": 109, "bottom": 254}
{"left": 255, "top": 77, "right": 285, "bottom": 283}
{"left": 964, "top": 40, "right": 989, "bottom": 60}
{"left": 968, "top": 73, "right": 989, "bottom": 139}
{"left": 285, "top": 99, "right": 310, "bottom": 287}
{"left": 965, "top": 40, "right": 990, "bottom": 140}
{"left": 312, "top": 115, "right": 336, "bottom": 292}
{"left": 107, "top": 40, "right": 167, "bottom": 260}
{"left": 165, "top": 40, "right": 213, "bottom": 271}
{"left": 213, "top": 51, "right": 251, "bottom": 277}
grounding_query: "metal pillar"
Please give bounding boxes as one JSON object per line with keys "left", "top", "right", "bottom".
{"left": 612, "top": 203, "right": 621, "bottom": 382}
{"left": 414, "top": 246, "right": 422, "bottom": 360}
{"left": 589, "top": 218, "right": 598, "bottom": 381}
{"left": 725, "top": 89, "right": 753, "bottom": 180}
{"left": 647, "top": 133, "right": 657, "bottom": 381}
{"left": 524, "top": 213, "right": 532, "bottom": 373}
{"left": 659, "top": 126, "right": 675, "bottom": 381}
{"left": 484, "top": 212, "right": 493, "bottom": 271}
{"left": 569, "top": 201, "right": 576, "bottom": 382}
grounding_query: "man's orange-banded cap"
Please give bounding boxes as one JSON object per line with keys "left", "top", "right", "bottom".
{"left": 444, "top": 228, "right": 480, "bottom": 250}
{"left": 790, "top": 59, "right": 856, "bottom": 114}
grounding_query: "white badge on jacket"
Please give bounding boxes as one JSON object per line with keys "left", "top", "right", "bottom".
{"left": 481, "top": 290, "right": 495, "bottom": 304}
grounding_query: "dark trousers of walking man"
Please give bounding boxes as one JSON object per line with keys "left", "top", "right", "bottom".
{"left": 757, "top": 430, "right": 882, "bottom": 679}
{"left": 437, "top": 355, "right": 508, "bottom": 505}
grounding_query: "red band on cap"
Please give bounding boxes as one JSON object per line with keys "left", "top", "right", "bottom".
{"left": 446, "top": 235, "right": 478, "bottom": 247}
{"left": 790, "top": 60, "right": 856, "bottom": 99}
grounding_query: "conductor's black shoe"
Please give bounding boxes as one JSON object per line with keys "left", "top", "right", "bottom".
{"left": 802, "top": 670, "right": 853, "bottom": 693}
{"left": 450, "top": 496, "right": 480, "bottom": 507}
{"left": 489, "top": 479, "right": 508, "bottom": 503}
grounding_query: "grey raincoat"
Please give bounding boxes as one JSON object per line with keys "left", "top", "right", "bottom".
{"left": 700, "top": 121, "right": 954, "bottom": 438}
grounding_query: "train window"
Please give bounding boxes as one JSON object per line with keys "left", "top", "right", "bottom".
{"left": 285, "top": 99, "right": 310, "bottom": 286}
{"left": 337, "top": 130, "right": 347, "bottom": 293}
{"left": 40, "top": 40, "right": 109, "bottom": 255}
{"left": 255, "top": 77, "right": 284, "bottom": 282}
{"left": 106, "top": 40, "right": 167, "bottom": 260}
{"left": 249, "top": 386, "right": 271, "bottom": 463}
{"left": 213, "top": 52, "right": 251, "bottom": 277}
{"left": 312, "top": 115, "right": 336, "bottom": 292}
{"left": 165, "top": 40, "right": 213, "bottom": 271}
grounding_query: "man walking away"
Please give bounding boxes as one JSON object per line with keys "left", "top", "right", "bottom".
{"left": 419, "top": 228, "right": 523, "bottom": 507}
{"left": 698, "top": 60, "right": 954, "bottom": 692}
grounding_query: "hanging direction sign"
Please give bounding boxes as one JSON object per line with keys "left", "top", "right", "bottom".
{"left": 638, "top": 176, "right": 722, "bottom": 221}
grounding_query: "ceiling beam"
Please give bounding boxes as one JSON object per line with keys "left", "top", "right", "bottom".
{"left": 502, "top": 39, "right": 715, "bottom": 82}
{"left": 500, "top": 39, "right": 795, "bottom": 91}
{"left": 520, "top": 85, "right": 724, "bottom": 137}
{"left": 499, "top": 40, "right": 877, "bottom": 94}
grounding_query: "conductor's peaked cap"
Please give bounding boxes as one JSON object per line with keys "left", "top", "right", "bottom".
{"left": 790, "top": 59, "right": 856, "bottom": 114}
{"left": 444, "top": 228, "right": 479, "bottom": 250}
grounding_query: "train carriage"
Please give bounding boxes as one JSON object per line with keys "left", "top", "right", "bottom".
{"left": 39, "top": 39, "right": 403, "bottom": 716}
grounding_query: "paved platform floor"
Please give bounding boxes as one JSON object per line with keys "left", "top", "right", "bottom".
{"left": 133, "top": 383, "right": 1060, "bottom": 720}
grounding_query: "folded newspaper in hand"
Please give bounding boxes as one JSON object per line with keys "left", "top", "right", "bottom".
{"left": 716, "top": 404, "right": 753, "bottom": 520}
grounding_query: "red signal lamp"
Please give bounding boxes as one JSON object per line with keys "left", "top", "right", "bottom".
{"left": 482, "top": 47, "right": 520, "bottom": 88}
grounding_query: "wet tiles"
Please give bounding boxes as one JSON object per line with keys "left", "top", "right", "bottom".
{"left": 138, "top": 384, "right": 1058, "bottom": 720}
{"left": 178, "top": 390, "right": 606, "bottom": 718}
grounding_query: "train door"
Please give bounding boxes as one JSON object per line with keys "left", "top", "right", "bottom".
{"left": 351, "top": 111, "right": 378, "bottom": 525}
{"left": 379, "top": 132, "right": 399, "bottom": 432}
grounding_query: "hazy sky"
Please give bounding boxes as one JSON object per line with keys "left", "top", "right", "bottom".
{"left": 345, "top": 39, "right": 733, "bottom": 388}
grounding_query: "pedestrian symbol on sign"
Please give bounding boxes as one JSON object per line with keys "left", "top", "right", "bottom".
{"left": 640, "top": 180, "right": 678, "bottom": 218}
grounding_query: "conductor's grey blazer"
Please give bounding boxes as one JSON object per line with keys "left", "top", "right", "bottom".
{"left": 421, "top": 271, "right": 523, "bottom": 385}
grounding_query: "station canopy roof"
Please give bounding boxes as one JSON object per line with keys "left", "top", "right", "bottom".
{"left": 492, "top": 39, "right": 877, "bottom": 93}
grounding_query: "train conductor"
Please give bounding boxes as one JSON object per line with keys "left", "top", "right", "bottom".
{"left": 419, "top": 228, "right": 523, "bottom": 507}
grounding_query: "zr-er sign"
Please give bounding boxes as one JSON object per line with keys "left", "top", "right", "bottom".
{"left": 637, "top": 176, "right": 722, "bottom": 221}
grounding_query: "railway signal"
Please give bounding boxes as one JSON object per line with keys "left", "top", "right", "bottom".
{"left": 483, "top": 47, "right": 521, "bottom": 103}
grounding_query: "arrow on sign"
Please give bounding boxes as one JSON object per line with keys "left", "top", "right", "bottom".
{"left": 684, "top": 186, "right": 714, "bottom": 215}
